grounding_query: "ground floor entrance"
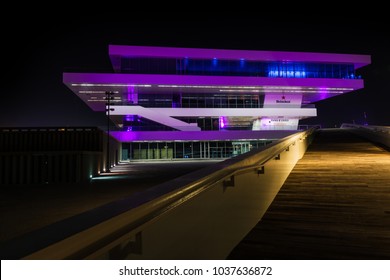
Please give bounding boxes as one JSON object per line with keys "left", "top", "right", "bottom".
{"left": 121, "top": 140, "right": 274, "bottom": 161}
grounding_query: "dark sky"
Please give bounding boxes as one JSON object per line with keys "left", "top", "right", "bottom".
{"left": 2, "top": 20, "right": 389, "bottom": 128}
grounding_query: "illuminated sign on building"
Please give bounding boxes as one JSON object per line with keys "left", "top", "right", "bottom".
{"left": 276, "top": 96, "right": 291, "bottom": 103}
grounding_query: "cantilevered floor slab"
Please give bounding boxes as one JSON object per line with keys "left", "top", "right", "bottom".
{"left": 228, "top": 129, "right": 390, "bottom": 259}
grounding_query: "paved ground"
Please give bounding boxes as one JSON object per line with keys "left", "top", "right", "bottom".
{"left": 228, "top": 129, "right": 390, "bottom": 259}
{"left": 0, "top": 160, "right": 220, "bottom": 242}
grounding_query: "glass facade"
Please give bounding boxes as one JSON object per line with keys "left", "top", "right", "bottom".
{"left": 137, "top": 93, "right": 264, "bottom": 109}
{"left": 123, "top": 116, "right": 177, "bottom": 131}
{"left": 121, "top": 140, "right": 274, "bottom": 160}
{"left": 175, "top": 117, "right": 220, "bottom": 131}
{"left": 181, "top": 94, "right": 263, "bottom": 108}
{"left": 120, "top": 57, "right": 359, "bottom": 79}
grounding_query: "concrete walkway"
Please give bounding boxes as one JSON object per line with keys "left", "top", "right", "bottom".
{"left": 228, "top": 129, "right": 390, "bottom": 259}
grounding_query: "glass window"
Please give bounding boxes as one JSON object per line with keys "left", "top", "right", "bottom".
{"left": 184, "top": 143, "right": 193, "bottom": 158}
{"left": 175, "top": 142, "right": 183, "bottom": 158}
{"left": 192, "top": 142, "right": 201, "bottom": 158}
{"left": 121, "top": 57, "right": 357, "bottom": 79}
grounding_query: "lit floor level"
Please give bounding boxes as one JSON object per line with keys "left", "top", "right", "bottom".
{"left": 121, "top": 139, "right": 273, "bottom": 160}
{"left": 228, "top": 129, "right": 390, "bottom": 259}
{"left": 0, "top": 160, "right": 220, "bottom": 242}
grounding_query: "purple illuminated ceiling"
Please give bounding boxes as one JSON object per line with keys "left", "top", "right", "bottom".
{"left": 110, "top": 130, "right": 297, "bottom": 142}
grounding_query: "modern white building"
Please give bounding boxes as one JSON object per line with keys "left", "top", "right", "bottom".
{"left": 64, "top": 45, "right": 370, "bottom": 160}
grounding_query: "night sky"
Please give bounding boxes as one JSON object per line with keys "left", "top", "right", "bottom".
{"left": 2, "top": 20, "right": 389, "bottom": 128}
